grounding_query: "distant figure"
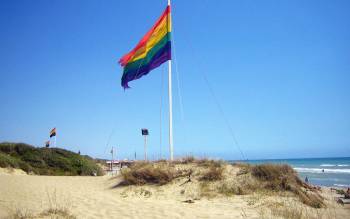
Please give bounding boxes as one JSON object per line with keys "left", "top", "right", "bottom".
{"left": 345, "top": 188, "right": 350, "bottom": 199}
{"left": 78, "top": 150, "right": 81, "bottom": 155}
{"left": 305, "top": 176, "right": 309, "bottom": 183}
{"left": 322, "top": 169, "right": 325, "bottom": 173}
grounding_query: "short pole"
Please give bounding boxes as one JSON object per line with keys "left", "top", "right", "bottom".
{"left": 144, "top": 135, "right": 147, "bottom": 161}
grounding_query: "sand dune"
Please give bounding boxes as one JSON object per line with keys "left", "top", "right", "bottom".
{"left": 0, "top": 166, "right": 349, "bottom": 219}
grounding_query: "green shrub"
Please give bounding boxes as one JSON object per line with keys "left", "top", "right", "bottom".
{"left": 0, "top": 142, "right": 103, "bottom": 176}
{"left": 18, "top": 160, "right": 33, "bottom": 173}
{"left": 0, "top": 152, "right": 19, "bottom": 168}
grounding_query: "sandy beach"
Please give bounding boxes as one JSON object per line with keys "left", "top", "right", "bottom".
{"left": 0, "top": 172, "right": 259, "bottom": 218}
{"left": 1, "top": 165, "right": 349, "bottom": 219}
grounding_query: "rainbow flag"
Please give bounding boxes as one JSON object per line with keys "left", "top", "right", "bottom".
{"left": 50, "top": 128, "right": 56, "bottom": 138}
{"left": 119, "top": 6, "right": 171, "bottom": 89}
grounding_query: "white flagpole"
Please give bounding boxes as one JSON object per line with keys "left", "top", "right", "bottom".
{"left": 168, "top": 0, "right": 174, "bottom": 161}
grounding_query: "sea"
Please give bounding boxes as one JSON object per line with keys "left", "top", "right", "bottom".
{"left": 229, "top": 157, "right": 350, "bottom": 188}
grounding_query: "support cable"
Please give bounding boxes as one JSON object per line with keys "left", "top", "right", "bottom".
{"left": 179, "top": 26, "right": 247, "bottom": 161}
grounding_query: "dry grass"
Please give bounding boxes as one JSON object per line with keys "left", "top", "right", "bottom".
{"left": 120, "top": 158, "right": 225, "bottom": 186}
{"left": 199, "top": 182, "right": 217, "bottom": 198}
{"left": 42, "top": 189, "right": 76, "bottom": 218}
{"left": 120, "top": 162, "right": 188, "bottom": 186}
{"left": 199, "top": 166, "right": 223, "bottom": 181}
{"left": 251, "top": 164, "right": 302, "bottom": 191}
{"left": 5, "top": 209, "right": 33, "bottom": 219}
{"left": 296, "top": 190, "right": 324, "bottom": 208}
{"left": 195, "top": 159, "right": 223, "bottom": 168}
{"left": 217, "top": 183, "right": 246, "bottom": 196}
{"left": 38, "top": 208, "right": 76, "bottom": 219}
{"left": 244, "top": 163, "right": 325, "bottom": 208}
{"left": 6, "top": 208, "right": 75, "bottom": 219}
{"left": 5, "top": 190, "right": 76, "bottom": 219}
{"left": 120, "top": 160, "right": 325, "bottom": 209}
{"left": 170, "top": 156, "right": 224, "bottom": 167}
{"left": 178, "top": 156, "right": 196, "bottom": 164}
{"left": 260, "top": 198, "right": 339, "bottom": 219}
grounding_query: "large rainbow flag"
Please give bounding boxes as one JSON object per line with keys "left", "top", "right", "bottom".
{"left": 119, "top": 6, "right": 171, "bottom": 89}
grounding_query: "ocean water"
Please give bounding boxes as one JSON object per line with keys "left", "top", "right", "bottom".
{"left": 231, "top": 157, "right": 350, "bottom": 188}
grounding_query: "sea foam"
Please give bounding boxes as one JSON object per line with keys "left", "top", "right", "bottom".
{"left": 294, "top": 167, "right": 350, "bottom": 174}
{"left": 320, "top": 164, "right": 349, "bottom": 167}
{"left": 334, "top": 184, "right": 350, "bottom": 188}
{"left": 320, "top": 164, "right": 335, "bottom": 167}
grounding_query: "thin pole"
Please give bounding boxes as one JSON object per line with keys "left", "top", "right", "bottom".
{"left": 144, "top": 135, "right": 148, "bottom": 161}
{"left": 168, "top": 0, "right": 174, "bottom": 161}
{"left": 112, "top": 147, "right": 114, "bottom": 165}
{"left": 111, "top": 147, "right": 114, "bottom": 172}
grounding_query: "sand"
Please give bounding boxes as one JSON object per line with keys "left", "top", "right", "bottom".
{"left": 0, "top": 168, "right": 349, "bottom": 219}
{"left": 0, "top": 174, "right": 260, "bottom": 218}
{"left": 0, "top": 167, "right": 27, "bottom": 175}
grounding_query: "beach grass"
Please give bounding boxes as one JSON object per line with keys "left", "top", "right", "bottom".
{"left": 119, "top": 158, "right": 325, "bottom": 209}
{"left": 5, "top": 189, "right": 76, "bottom": 219}
{"left": 120, "top": 162, "right": 176, "bottom": 186}
{"left": 199, "top": 166, "right": 224, "bottom": 181}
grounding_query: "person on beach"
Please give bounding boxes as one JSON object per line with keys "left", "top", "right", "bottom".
{"left": 345, "top": 188, "right": 350, "bottom": 199}
{"left": 305, "top": 176, "right": 309, "bottom": 183}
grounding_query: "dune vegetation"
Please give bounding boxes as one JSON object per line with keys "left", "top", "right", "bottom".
{"left": 0, "top": 142, "right": 103, "bottom": 176}
{"left": 119, "top": 157, "right": 324, "bottom": 209}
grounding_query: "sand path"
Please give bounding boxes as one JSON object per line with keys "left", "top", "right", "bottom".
{"left": 0, "top": 174, "right": 259, "bottom": 219}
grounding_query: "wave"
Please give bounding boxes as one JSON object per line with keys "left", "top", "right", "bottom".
{"left": 294, "top": 167, "right": 350, "bottom": 174}
{"left": 320, "top": 164, "right": 349, "bottom": 167}
{"left": 320, "top": 164, "right": 335, "bottom": 167}
{"left": 334, "top": 184, "right": 350, "bottom": 188}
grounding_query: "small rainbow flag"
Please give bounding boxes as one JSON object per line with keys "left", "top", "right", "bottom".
{"left": 119, "top": 5, "right": 171, "bottom": 89}
{"left": 50, "top": 128, "right": 56, "bottom": 138}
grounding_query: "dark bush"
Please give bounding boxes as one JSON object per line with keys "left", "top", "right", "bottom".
{"left": 121, "top": 163, "right": 176, "bottom": 186}
{"left": 199, "top": 167, "right": 223, "bottom": 181}
{"left": 247, "top": 163, "right": 324, "bottom": 208}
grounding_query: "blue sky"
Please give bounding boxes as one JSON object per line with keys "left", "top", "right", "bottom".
{"left": 0, "top": 0, "right": 349, "bottom": 160}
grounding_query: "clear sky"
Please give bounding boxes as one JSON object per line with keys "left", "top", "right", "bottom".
{"left": 1, "top": 0, "right": 349, "bottom": 160}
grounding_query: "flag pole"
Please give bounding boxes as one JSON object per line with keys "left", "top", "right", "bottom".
{"left": 112, "top": 147, "right": 114, "bottom": 174}
{"left": 144, "top": 135, "right": 148, "bottom": 161}
{"left": 168, "top": 0, "right": 174, "bottom": 161}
